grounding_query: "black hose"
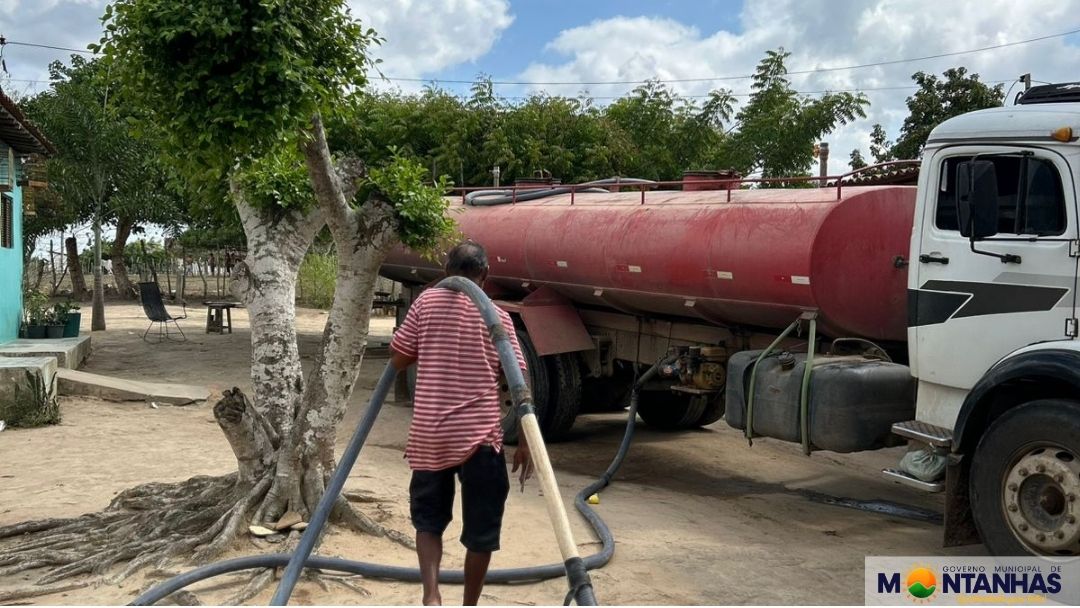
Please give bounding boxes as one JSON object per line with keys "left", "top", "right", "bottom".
{"left": 132, "top": 289, "right": 668, "bottom": 606}
{"left": 465, "top": 177, "right": 657, "bottom": 206}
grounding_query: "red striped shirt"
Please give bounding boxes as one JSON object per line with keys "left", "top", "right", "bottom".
{"left": 391, "top": 287, "right": 527, "bottom": 471}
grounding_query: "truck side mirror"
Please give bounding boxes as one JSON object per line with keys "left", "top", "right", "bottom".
{"left": 956, "top": 160, "right": 999, "bottom": 239}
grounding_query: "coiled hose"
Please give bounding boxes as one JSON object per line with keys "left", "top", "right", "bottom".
{"left": 132, "top": 279, "right": 667, "bottom": 606}
{"left": 465, "top": 177, "right": 657, "bottom": 206}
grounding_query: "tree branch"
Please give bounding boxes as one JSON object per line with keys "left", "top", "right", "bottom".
{"left": 301, "top": 113, "right": 351, "bottom": 233}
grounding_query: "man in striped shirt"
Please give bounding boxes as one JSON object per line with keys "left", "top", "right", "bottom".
{"left": 390, "top": 241, "right": 532, "bottom": 606}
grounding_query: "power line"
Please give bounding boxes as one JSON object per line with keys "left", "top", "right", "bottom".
{"left": 3, "top": 24, "right": 1064, "bottom": 91}
{"left": 382, "top": 26, "right": 1080, "bottom": 86}
{"left": 2, "top": 40, "right": 94, "bottom": 55}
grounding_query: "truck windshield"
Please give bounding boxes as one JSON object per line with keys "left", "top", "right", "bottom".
{"left": 936, "top": 154, "right": 1067, "bottom": 237}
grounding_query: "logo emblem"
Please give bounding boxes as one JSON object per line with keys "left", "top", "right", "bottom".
{"left": 906, "top": 566, "right": 937, "bottom": 601}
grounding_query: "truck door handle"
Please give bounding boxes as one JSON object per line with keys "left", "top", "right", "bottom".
{"left": 919, "top": 254, "right": 950, "bottom": 265}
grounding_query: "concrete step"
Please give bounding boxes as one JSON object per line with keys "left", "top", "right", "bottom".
{"left": 0, "top": 337, "right": 91, "bottom": 369}
{"left": 0, "top": 357, "right": 58, "bottom": 403}
{"left": 56, "top": 368, "right": 210, "bottom": 406}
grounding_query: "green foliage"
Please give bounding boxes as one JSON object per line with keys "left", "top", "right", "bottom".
{"left": 604, "top": 81, "right": 735, "bottom": 180}
{"left": 335, "top": 50, "right": 865, "bottom": 188}
{"left": 297, "top": 252, "right": 336, "bottom": 309}
{"left": 50, "top": 300, "right": 80, "bottom": 325}
{"left": 98, "top": 0, "right": 379, "bottom": 170}
{"left": 869, "top": 124, "right": 894, "bottom": 164}
{"left": 365, "top": 153, "right": 455, "bottom": 254}
{"left": 849, "top": 149, "right": 868, "bottom": 170}
{"left": 235, "top": 145, "right": 314, "bottom": 213}
{"left": 890, "top": 68, "right": 1004, "bottom": 159}
{"left": 21, "top": 288, "right": 50, "bottom": 326}
{"left": 720, "top": 49, "right": 869, "bottom": 180}
{"left": 19, "top": 56, "right": 186, "bottom": 254}
{"left": 176, "top": 221, "right": 246, "bottom": 251}
{"left": 0, "top": 371, "right": 61, "bottom": 428}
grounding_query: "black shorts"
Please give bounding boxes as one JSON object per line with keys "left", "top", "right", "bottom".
{"left": 409, "top": 445, "right": 511, "bottom": 552}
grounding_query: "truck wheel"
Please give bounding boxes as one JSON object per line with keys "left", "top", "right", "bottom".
{"left": 543, "top": 353, "right": 582, "bottom": 440}
{"left": 694, "top": 394, "right": 725, "bottom": 427}
{"left": 499, "top": 328, "right": 550, "bottom": 445}
{"left": 637, "top": 392, "right": 707, "bottom": 430}
{"left": 580, "top": 364, "right": 635, "bottom": 412}
{"left": 970, "top": 399, "right": 1080, "bottom": 556}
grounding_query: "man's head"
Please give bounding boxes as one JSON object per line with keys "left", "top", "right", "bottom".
{"left": 445, "top": 241, "right": 489, "bottom": 285}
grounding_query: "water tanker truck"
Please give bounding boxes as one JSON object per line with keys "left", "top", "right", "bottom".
{"left": 380, "top": 82, "right": 1080, "bottom": 557}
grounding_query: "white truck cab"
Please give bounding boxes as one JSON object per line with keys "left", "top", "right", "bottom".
{"left": 892, "top": 82, "right": 1080, "bottom": 555}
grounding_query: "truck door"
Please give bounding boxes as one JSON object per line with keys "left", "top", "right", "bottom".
{"left": 911, "top": 146, "right": 1078, "bottom": 393}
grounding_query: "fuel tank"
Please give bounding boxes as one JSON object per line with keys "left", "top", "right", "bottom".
{"left": 380, "top": 186, "right": 916, "bottom": 342}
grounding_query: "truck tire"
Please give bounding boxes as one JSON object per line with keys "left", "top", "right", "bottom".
{"left": 637, "top": 392, "right": 707, "bottom": 430}
{"left": 970, "top": 398, "right": 1080, "bottom": 556}
{"left": 543, "top": 352, "right": 582, "bottom": 440}
{"left": 500, "top": 328, "right": 550, "bottom": 445}
{"left": 580, "top": 365, "right": 634, "bottom": 413}
{"left": 694, "top": 394, "right": 725, "bottom": 427}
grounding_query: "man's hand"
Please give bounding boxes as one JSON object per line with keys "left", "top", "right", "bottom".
{"left": 511, "top": 445, "right": 533, "bottom": 492}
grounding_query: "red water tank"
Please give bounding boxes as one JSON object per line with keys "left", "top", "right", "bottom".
{"left": 380, "top": 186, "right": 916, "bottom": 342}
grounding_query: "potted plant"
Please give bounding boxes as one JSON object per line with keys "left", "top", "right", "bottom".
{"left": 57, "top": 300, "right": 81, "bottom": 338}
{"left": 22, "top": 290, "right": 48, "bottom": 339}
{"left": 45, "top": 306, "right": 66, "bottom": 339}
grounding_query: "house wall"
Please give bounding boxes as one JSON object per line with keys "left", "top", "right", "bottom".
{"left": 0, "top": 183, "right": 23, "bottom": 344}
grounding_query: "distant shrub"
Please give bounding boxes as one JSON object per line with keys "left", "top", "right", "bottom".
{"left": 298, "top": 253, "right": 336, "bottom": 309}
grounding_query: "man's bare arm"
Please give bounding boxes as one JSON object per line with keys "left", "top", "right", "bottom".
{"left": 390, "top": 348, "right": 417, "bottom": 371}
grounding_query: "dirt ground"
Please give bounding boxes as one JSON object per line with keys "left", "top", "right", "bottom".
{"left": 0, "top": 303, "right": 983, "bottom": 605}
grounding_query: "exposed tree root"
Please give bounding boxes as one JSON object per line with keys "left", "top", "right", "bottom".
{"left": 0, "top": 471, "right": 269, "bottom": 602}
{"left": 0, "top": 581, "right": 90, "bottom": 603}
{"left": 224, "top": 567, "right": 275, "bottom": 605}
{"left": 162, "top": 589, "right": 202, "bottom": 606}
{"left": 343, "top": 490, "right": 383, "bottom": 504}
{"left": 0, "top": 471, "right": 412, "bottom": 603}
{"left": 1, "top": 380, "right": 413, "bottom": 605}
{"left": 326, "top": 575, "right": 372, "bottom": 597}
{"left": 334, "top": 497, "right": 416, "bottom": 550}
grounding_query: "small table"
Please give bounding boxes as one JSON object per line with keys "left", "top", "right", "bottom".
{"left": 204, "top": 301, "right": 239, "bottom": 334}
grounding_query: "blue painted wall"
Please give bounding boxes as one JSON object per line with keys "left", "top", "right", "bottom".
{"left": 0, "top": 181, "right": 23, "bottom": 344}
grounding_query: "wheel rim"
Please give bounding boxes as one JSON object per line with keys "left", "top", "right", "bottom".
{"left": 1003, "top": 444, "right": 1080, "bottom": 555}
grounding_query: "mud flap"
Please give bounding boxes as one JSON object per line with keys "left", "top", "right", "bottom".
{"left": 519, "top": 287, "right": 594, "bottom": 356}
{"left": 944, "top": 453, "right": 981, "bottom": 547}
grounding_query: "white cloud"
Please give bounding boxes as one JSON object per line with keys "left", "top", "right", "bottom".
{"left": 0, "top": 0, "right": 513, "bottom": 98}
{"left": 518, "top": 0, "right": 1080, "bottom": 172}
{"left": 0, "top": 0, "right": 104, "bottom": 98}
{"left": 349, "top": 0, "right": 514, "bottom": 83}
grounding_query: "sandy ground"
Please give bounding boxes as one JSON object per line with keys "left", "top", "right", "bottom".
{"left": 0, "top": 303, "right": 984, "bottom": 605}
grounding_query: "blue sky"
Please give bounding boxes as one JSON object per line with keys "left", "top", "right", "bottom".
{"left": 4, "top": 0, "right": 1080, "bottom": 165}
{"left": 5, "top": 0, "right": 1079, "bottom": 249}
{"left": 432, "top": 0, "right": 744, "bottom": 88}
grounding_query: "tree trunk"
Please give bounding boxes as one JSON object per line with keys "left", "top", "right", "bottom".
{"left": 64, "top": 236, "right": 87, "bottom": 299}
{"left": 238, "top": 115, "right": 399, "bottom": 526}
{"left": 111, "top": 216, "right": 136, "bottom": 299}
{"left": 91, "top": 217, "right": 106, "bottom": 331}
{"left": 231, "top": 188, "right": 325, "bottom": 441}
{"left": 0, "top": 117, "right": 414, "bottom": 600}
{"left": 285, "top": 118, "right": 398, "bottom": 514}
